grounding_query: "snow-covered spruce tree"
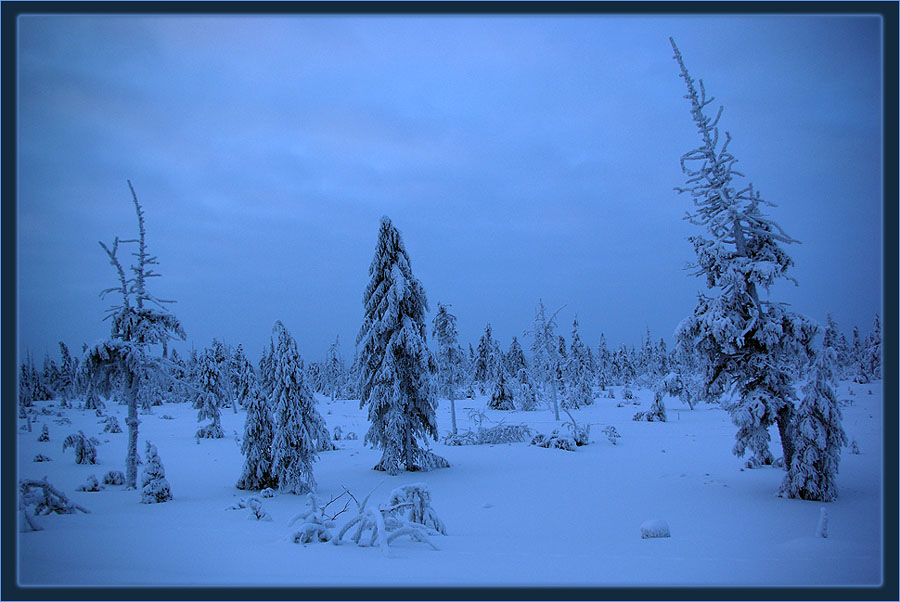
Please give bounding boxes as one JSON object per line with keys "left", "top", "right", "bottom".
{"left": 235, "top": 358, "right": 277, "bottom": 491}
{"left": 141, "top": 440, "right": 173, "bottom": 503}
{"left": 356, "top": 216, "right": 448, "bottom": 475}
{"left": 324, "top": 335, "right": 347, "bottom": 402}
{"left": 475, "top": 323, "right": 500, "bottom": 395}
{"left": 432, "top": 302, "right": 463, "bottom": 435}
{"left": 505, "top": 336, "right": 527, "bottom": 384}
{"left": 822, "top": 314, "right": 850, "bottom": 379}
{"left": 231, "top": 344, "right": 256, "bottom": 410}
{"left": 863, "top": 313, "right": 881, "bottom": 381}
{"left": 211, "top": 338, "right": 237, "bottom": 412}
{"left": 194, "top": 347, "right": 225, "bottom": 439}
{"left": 565, "top": 317, "right": 594, "bottom": 408}
{"left": 81, "top": 181, "right": 185, "bottom": 489}
{"left": 670, "top": 39, "right": 816, "bottom": 469}
{"left": 596, "top": 334, "right": 612, "bottom": 390}
{"left": 269, "top": 321, "right": 325, "bottom": 494}
{"left": 526, "top": 300, "right": 564, "bottom": 421}
{"left": 488, "top": 370, "right": 515, "bottom": 410}
{"left": 778, "top": 346, "right": 847, "bottom": 501}
{"left": 56, "top": 342, "right": 77, "bottom": 407}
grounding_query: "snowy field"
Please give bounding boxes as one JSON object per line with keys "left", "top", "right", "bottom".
{"left": 17, "top": 380, "right": 882, "bottom": 588}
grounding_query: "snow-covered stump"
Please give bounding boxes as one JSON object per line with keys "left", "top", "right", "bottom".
{"left": 37, "top": 424, "right": 50, "bottom": 442}
{"left": 640, "top": 519, "right": 671, "bottom": 539}
{"left": 19, "top": 478, "right": 90, "bottom": 532}
{"left": 815, "top": 507, "right": 828, "bottom": 538}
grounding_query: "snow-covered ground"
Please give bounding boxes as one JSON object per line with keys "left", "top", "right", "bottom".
{"left": 17, "top": 380, "right": 882, "bottom": 587}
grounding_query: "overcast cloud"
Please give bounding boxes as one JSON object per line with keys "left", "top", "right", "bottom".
{"left": 17, "top": 14, "right": 883, "bottom": 363}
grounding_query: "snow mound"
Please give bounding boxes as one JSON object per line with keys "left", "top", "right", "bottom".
{"left": 640, "top": 519, "right": 671, "bottom": 539}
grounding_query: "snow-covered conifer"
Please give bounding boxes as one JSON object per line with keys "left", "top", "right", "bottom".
{"left": 81, "top": 182, "right": 185, "bottom": 489}
{"left": 475, "top": 323, "right": 500, "bottom": 394}
{"left": 779, "top": 346, "right": 847, "bottom": 501}
{"left": 236, "top": 363, "right": 277, "bottom": 491}
{"left": 231, "top": 345, "right": 255, "bottom": 410}
{"left": 670, "top": 39, "right": 816, "bottom": 468}
{"left": 564, "top": 317, "right": 593, "bottom": 408}
{"left": 432, "top": 302, "right": 463, "bottom": 435}
{"left": 269, "top": 321, "right": 323, "bottom": 494}
{"left": 487, "top": 370, "right": 515, "bottom": 410}
{"left": 324, "top": 335, "right": 347, "bottom": 402}
{"left": 515, "top": 369, "right": 541, "bottom": 411}
{"left": 141, "top": 440, "right": 172, "bottom": 503}
{"left": 194, "top": 348, "right": 224, "bottom": 439}
{"left": 356, "top": 217, "right": 447, "bottom": 474}
{"left": 505, "top": 337, "right": 527, "bottom": 383}
{"left": 596, "top": 334, "right": 612, "bottom": 390}
{"left": 862, "top": 313, "right": 881, "bottom": 381}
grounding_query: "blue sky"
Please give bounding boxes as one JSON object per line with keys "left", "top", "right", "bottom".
{"left": 17, "top": 14, "right": 883, "bottom": 363}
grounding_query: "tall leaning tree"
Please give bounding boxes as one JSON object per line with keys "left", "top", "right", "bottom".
{"left": 669, "top": 39, "right": 816, "bottom": 469}
{"left": 356, "top": 216, "right": 448, "bottom": 475}
{"left": 82, "top": 181, "right": 185, "bottom": 490}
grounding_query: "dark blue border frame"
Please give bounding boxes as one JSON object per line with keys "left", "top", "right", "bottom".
{"left": 2, "top": 1, "right": 896, "bottom": 600}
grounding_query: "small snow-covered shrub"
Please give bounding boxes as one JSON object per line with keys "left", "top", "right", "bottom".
{"left": 623, "top": 387, "right": 634, "bottom": 400}
{"left": 196, "top": 423, "right": 225, "bottom": 440}
{"left": 606, "top": 388, "right": 616, "bottom": 399}
{"left": 76, "top": 475, "right": 103, "bottom": 492}
{"left": 633, "top": 392, "right": 667, "bottom": 422}
{"left": 226, "top": 497, "right": 268, "bottom": 519}
{"left": 41, "top": 407, "right": 54, "bottom": 416}
{"left": 333, "top": 426, "right": 343, "bottom": 441}
{"left": 33, "top": 454, "right": 52, "bottom": 462}
{"left": 94, "top": 408, "right": 104, "bottom": 417}
{"left": 443, "top": 423, "right": 531, "bottom": 446}
{"left": 19, "top": 478, "right": 89, "bottom": 532}
{"left": 562, "top": 410, "right": 590, "bottom": 446}
{"left": 38, "top": 425, "right": 50, "bottom": 442}
{"left": 384, "top": 483, "right": 447, "bottom": 535}
{"left": 531, "top": 431, "right": 576, "bottom": 451}
{"left": 141, "top": 441, "right": 172, "bottom": 504}
{"left": 53, "top": 416, "right": 72, "bottom": 425}
{"left": 103, "top": 415, "right": 122, "bottom": 433}
{"left": 248, "top": 498, "right": 272, "bottom": 521}
{"left": 62, "top": 431, "right": 98, "bottom": 464}
{"left": 289, "top": 494, "right": 338, "bottom": 543}
{"left": 849, "top": 440, "right": 860, "bottom": 455}
{"left": 640, "top": 519, "right": 671, "bottom": 539}
{"left": 160, "top": 414, "right": 174, "bottom": 420}
{"left": 260, "top": 487, "right": 276, "bottom": 498}
{"left": 335, "top": 487, "right": 439, "bottom": 553}
{"left": 344, "top": 431, "right": 358, "bottom": 441}
{"left": 102, "top": 471, "right": 125, "bottom": 486}
{"left": 602, "top": 425, "right": 621, "bottom": 445}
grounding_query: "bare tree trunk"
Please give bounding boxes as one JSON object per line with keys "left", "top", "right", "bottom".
{"left": 776, "top": 403, "right": 795, "bottom": 470}
{"left": 125, "top": 374, "right": 140, "bottom": 489}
